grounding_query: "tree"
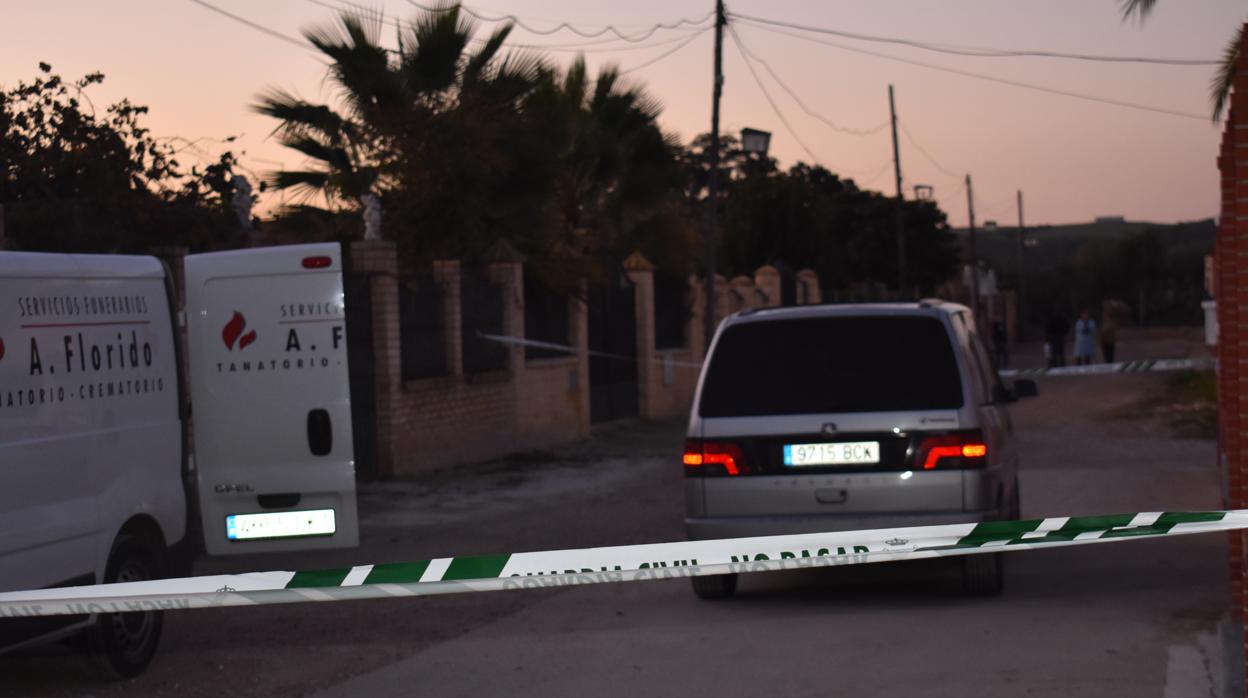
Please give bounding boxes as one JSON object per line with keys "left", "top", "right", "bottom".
{"left": 680, "top": 135, "right": 959, "bottom": 295}
{"left": 1120, "top": 0, "right": 1242, "bottom": 121}
{"left": 258, "top": 4, "right": 697, "bottom": 279}
{"left": 1, "top": 63, "right": 246, "bottom": 252}
{"left": 255, "top": 6, "right": 552, "bottom": 258}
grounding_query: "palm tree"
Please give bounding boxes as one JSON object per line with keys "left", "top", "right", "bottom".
{"left": 540, "top": 57, "right": 689, "bottom": 257}
{"left": 253, "top": 5, "right": 544, "bottom": 228}
{"left": 1120, "top": 0, "right": 1242, "bottom": 122}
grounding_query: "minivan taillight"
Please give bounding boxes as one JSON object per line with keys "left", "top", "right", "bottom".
{"left": 683, "top": 439, "right": 748, "bottom": 476}
{"left": 916, "top": 431, "right": 988, "bottom": 470}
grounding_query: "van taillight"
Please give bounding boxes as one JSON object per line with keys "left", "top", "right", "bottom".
{"left": 683, "top": 439, "right": 748, "bottom": 476}
{"left": 302, "top": 256, "right": 332, "bottom": 269}
{"left": 916, "top": 431, "right": 988, "bottom": 470}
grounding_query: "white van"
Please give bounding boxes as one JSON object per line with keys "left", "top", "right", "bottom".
{"left": 0, "top": 243, "right": 359, "bottom": 677}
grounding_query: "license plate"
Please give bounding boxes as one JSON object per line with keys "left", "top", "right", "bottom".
{"left": 226, "top": 509, "right": 336, "bottom": 541}
{"left": 784, "top": 441, "right": 880, "bottom": 466}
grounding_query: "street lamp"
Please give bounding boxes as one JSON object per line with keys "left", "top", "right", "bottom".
{"left": 741, "top": 127, "right": 771, "bottom": 156}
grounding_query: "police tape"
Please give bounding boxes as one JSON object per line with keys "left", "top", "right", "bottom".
{"left": 476, "top": 331, "right": 703, "bottom": 368}
{"left": 998, "top": 357, "right": 1212, "bottom": 378}
{"left": 476, "top": 330, "right": 1212, "bottom": 379}
{"left": 0, "top": 510, "right": 1243, "bottom": 618}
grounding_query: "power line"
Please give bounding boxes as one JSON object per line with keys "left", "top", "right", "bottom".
{"left": 729, "top": 28, "right": 889, "bottom": 137}
{"left": 621, "top": 27, "right": 711, "bottom": 74}
{"left": 310, "top": 0, "right": 707, "bottom": 55}
{"left": 730, "top": 11, "right": 1219, "bottom": 66}
{"left": 854, "top": 159, "right": 897, "bottom": 188}
{"left": 188, "top": 0, "right": 330, "bottom": 63}
{"left": 735, "top": 19, "right": 1208, "bottom": 122}
{"left": 896, "top": 120, "right": 962, "bottom": 180}
{"left": 403, "top": 0, "right": 713, "bottom": 43}
{"left": 726, "top": 24, "right": 821, "bottom": 164}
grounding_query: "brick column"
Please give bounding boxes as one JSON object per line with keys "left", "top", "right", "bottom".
{"left": 730, "top": 275, "right": 756, "bottom": 311}
{"left": 797, "top": 269, "right": 822, "bottom": 305}
{"left": 712, "top": 274, "right": 729, "bottom": 328}
{"left": 432, "top": 260, "right": 463, "bottom": 376}
{"left": 486, "top": 259, "right": 524, "bottom": 374}
{"left": 349, "top": 240, "right": 400, "bottom": 478}
{"left": 624, "top": 251, "right": 658, "bottom": 420}
{"left": 1218, "top": 23, "right": 1248, "bottom": 693}
{"left": 689, "top": 274, "right": 707, "bottom": 361}
{"left": 569, "top": 279, "right": 591, "bottom": 436}
{"left": 754, "top": 265, "right": 781, "bottom": 306}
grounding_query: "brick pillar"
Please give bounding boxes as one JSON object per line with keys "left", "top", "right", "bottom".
{"left": 433, "top": 260, "right": 462, "bottom": 376}
{"left": 797, "top": 269, "right": 822, "bottom": 305}
{"left": 712, "top": 274, "right": 730, "bottom": 328}
{"left": 730, "top": 275, "right": 756, "bottom": 311}
{"left": 569, "top": 280, "right": 591, "bottom": 436}
{"left": 1218, "top": 23, "right": 1248, "bottom": 693}
{"left": 487, "top": 259, "right": 524, "bottom": 373}
{"left": 754, "top": 265, "right": 781, "bottom": 306}
{"left": 349, "top": 240, "right": 400, "bottom": 478}
{"left": 624, "top": 251, "right": 658, "bottom": 420}
{"left": 689, "top": 274, "right": 707, "bottom": 362}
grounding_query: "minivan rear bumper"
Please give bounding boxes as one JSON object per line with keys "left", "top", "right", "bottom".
{"left": 686, "top": 510, "right": 997, "bottom": 541}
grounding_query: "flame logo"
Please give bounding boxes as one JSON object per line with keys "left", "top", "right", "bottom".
{"left": 222, "top": 311, "right": 257, "bottom": 351}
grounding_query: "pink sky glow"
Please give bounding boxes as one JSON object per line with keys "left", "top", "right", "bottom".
{"left": 1, "top": 0, "right": 1242, "bottom": 228}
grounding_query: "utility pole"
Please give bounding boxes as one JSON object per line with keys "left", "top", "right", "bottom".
{"left": 1015, "top": 190, "right": 1026, "bottom": 340}
{"left": 703, "top": 0, "right": 726, "bottom": 353}
{"left": 888, "top": 85, "right": 907, "bottom": 297}
{"left": 965, "top": 174, "right": 980, "bottom": 326}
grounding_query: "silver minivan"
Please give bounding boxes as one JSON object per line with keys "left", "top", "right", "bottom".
{"left": 684, "top": 301, "right": 1036, "bottom": 598}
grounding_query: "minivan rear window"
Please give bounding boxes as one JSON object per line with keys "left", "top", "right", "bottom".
{"left": 699, "top": 315, "right": 963, "bottom": 417}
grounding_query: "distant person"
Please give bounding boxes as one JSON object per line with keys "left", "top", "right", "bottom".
{"left": 1073, "top": 309, "right": 1097, "bottom": 366}
{"left": 1045, "top": 312, "right": 1069, "bottom": 368}
{"left": 1100, "top": 313, "right": 1118, "bottom": 363}
{"left": 991, "top": 321, "right": 1009, "bottom": 369}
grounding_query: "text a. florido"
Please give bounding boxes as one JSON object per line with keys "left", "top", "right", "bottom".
{"left": 217, "top": 302, "right": 345, "bottom": 375}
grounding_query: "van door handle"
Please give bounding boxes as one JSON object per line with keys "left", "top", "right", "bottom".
{"left": 815, "top": 489, "right": 848, "bottom": 504}
{"left": 307, "top": 409, "right": 332, "bottom": 456}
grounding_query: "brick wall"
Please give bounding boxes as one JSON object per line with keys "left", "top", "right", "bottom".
{"left": 348, "top": 242, "right": 822, "bottom": 475}
{"left": 1216, "top": 23, "right": 1248, "bottom": 693}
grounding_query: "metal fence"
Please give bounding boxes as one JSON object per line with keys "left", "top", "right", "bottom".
{"left": 399, "top": 271, "right": 448, "bottom": 380}
{"left": 524, "top": 275, "right": 570, "bottom": 360}
{"left": 654, "top": 275, "right": 687, "bottom": 350}
{"left": 460, "top": 267, "right": 508, "bottom": 373}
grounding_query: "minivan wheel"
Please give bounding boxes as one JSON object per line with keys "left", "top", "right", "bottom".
{"left": 962, "top": 553, "right": 1004, "bottom": 596}
{"left": 89, "top": 535, "right": 165, "bottom": 679}
{"left": 691, "top": 573, "right": 738, "bottom": 600}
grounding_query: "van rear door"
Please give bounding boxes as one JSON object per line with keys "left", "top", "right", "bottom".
{"left": 185, "top": 243, "right": 358, "bottom": 555}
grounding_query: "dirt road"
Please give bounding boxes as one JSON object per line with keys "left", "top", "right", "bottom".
{"left": 2, "top": 328, "right": 1229, "bottom": 697}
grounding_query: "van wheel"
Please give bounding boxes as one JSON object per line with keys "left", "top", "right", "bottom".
{"left": 962, "top": 553, "right": 1003, "bottom": 596}
{"left": 89, "top": 535, "right": 165, "bottom": 679}
{"left": 691, "top": 574, "right": 738, "bottom": 600}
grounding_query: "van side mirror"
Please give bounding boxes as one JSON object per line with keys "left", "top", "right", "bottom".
{"left": 1013, "top": 379, "right": 1038, "bottom": 398}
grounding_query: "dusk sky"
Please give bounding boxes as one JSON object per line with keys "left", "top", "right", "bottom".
{"left": 1, "top": 0, "right": 1242, "bottom": 228}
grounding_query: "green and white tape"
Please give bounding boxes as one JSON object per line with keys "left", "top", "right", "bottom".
{"left": 999, "top": 357, "right": 1212, "bottom": 378}
{"left": 0, "top": 510, "right": 1242, "bottom": 618}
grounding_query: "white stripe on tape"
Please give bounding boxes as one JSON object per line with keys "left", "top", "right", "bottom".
{"left": 342, "top": 565, "right": 374, "bottom": 587}
{"left": 420, "top": 558, "right": 452, "bottom": 583}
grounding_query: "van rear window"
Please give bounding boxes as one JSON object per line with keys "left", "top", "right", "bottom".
{"left": 699, "top": 315, "right": 963, "bottom": 417}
